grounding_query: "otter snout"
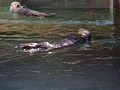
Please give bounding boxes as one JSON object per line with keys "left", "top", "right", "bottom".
{"left": 10, "top": 1, "right": 23, "bottom": 13}
{"left": 79, "top": 28, "right": 91, "bottom": 42}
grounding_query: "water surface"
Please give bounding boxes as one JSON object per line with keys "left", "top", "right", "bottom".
{"left": 0, "top": 7, "right": 120, "bottom": 90}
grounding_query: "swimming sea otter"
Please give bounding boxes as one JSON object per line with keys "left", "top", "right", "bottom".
{"left": 10, "top": 1, "right": 56, "bottom": 17}
{"left": 15, "top": 28, "right": 91, "bottom": 53}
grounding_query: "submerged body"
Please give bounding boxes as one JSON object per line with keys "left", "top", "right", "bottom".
{"left": 15, "top": 28, "right": 91, "bottom": 53}
{"left": 10, "top": 1, "right": 56, "bottom": 17}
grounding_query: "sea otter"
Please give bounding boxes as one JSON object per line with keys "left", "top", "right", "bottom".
{"left": 10, "top": 1, "right": 56, "bottom": 17}
{"left": 15, "top": 28, "right": 91, "bottom": 53}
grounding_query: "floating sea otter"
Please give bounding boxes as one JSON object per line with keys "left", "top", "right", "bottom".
{"left": 15, "top": 28, "right": 91, "bottom": 53}
{"left": 10, "top": 1, "right": 56, "bottom": 17}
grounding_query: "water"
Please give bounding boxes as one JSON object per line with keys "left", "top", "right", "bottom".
{"left": 0, "top": 6, "right": 120, "bottom": 90}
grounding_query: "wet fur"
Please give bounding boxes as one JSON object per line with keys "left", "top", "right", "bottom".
{"left": 10, "top": 1, "right": 56, "bottom": 17}
{"left": 15, "top": 29, "right": 91, "bottom": 53}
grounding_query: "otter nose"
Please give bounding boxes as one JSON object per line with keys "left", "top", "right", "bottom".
{"left": 17, "top": 5, "right": 20, "bottom": 8}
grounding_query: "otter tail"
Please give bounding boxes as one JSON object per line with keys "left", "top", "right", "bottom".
{"left": 31, "top": 11, "right": 56, "bottom": 17}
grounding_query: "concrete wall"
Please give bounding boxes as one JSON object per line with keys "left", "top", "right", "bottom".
{"left": 0, "top": 0, "right": 109, "bottom": 9}
{"left": 20, "top": 0, "right": 109, "bottom": 9}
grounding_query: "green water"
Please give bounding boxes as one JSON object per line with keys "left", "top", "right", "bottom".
{"left": 0, "top": 6, "right": 120, "bottom": 90}
{"left": 0, "top": 7, "right": 112, "bottom": 23}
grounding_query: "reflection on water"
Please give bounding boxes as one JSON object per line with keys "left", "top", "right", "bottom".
{"left": 0, "top": 6, "right": 120, "bottom": 90}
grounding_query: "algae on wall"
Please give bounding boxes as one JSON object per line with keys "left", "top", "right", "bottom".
{"left": 20, "top": 0, "right": 109, "bottom": 9}
{"left": 23, "top": 0, "right": 109, "bottom": 9}
{"left": 0, "top": 0, "right": 14, "bottom": 7}
{"left": 0, "top": 0, "right": 109, "bottom": 9}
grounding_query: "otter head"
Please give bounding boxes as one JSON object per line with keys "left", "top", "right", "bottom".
{"left": 79, "top": 28, "right": 91, "bottom": 42}
{"left": 10, "top": 1, "right": 22, "bottom": 13}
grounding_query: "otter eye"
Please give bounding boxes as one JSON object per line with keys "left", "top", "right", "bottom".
{"left": 17, "top": 5, "right": 20, "bottom": 8}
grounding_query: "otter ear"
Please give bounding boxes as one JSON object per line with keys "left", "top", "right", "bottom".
{"left": 79, "top": 28, "right": 84, "bottom": 31}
